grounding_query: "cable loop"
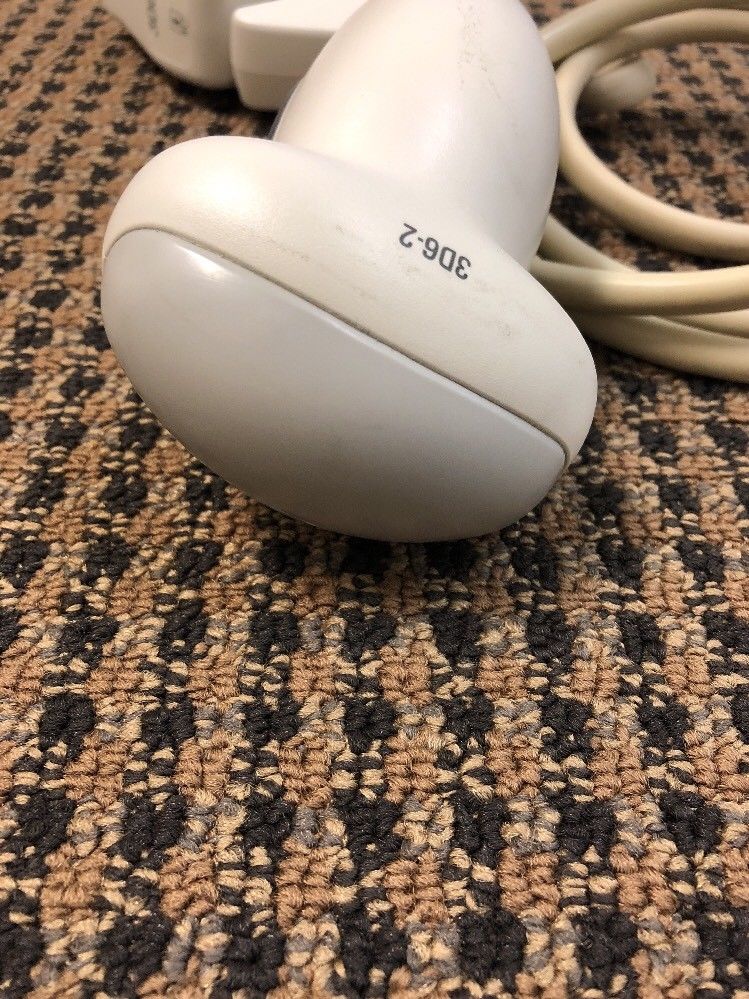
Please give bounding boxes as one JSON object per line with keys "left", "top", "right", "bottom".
{"left": 535, "top": 0, "right": 749, "bottom": 380}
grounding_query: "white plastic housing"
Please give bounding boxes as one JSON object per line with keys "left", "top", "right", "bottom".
{"left": 275, "top": 0, "right": 560, "bottom": 263}
{"left": 231, "top": 0, "right": 364, "bottom": 110}
{"left": 581, "top": 56, "right": 658, "bottom": 114}
{"left": 101, "top": 0, "right": 598, "bottom": 541}
{"left": 102, "top": 0, "right": 365, "bottom": 100}
{"left": 103, "top": 0, "right": 656, "bottom": 116}
{"left": 102, "top": 0, "right": 255, "bottom": 88}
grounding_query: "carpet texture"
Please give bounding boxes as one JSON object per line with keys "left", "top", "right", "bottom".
{"left": 1, "top": 2, "right": 748, "bottom": 997}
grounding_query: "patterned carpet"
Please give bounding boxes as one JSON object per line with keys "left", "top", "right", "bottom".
{"left": 1, "top": 1, "right": 748, "bottom": 996}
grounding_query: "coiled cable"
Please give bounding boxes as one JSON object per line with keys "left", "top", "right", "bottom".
{"left": 533, "top": 0, "right": 749, "bottom": 380}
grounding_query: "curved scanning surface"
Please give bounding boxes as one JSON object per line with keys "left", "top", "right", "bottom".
{"left": 102, "top": 231, "right": 566, "bottom": 541}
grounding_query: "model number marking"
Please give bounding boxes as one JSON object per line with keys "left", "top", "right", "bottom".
{"left": 399, "top": 223, "right": 470, "bottom": 280}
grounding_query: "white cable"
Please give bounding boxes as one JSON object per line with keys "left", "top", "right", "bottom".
{"left": 534, "top": 0, "right": 749, "bottom": 381}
